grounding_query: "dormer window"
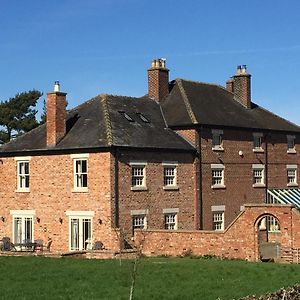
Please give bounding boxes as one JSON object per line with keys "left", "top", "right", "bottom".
{"left": 253, "top": 133, "right": 264, "bottom": 152}
{"left": 287, "top": 135, "right": 296, "bottom": 154}
{"left": 212, "top": 129, "right": 224, "bottom": 151}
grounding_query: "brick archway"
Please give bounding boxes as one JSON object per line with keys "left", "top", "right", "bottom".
{"left": 255, "top": 213, "right": 281, "bottom": 261}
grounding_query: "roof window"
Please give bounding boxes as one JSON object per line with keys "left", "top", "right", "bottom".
{"left": 119, "top": 111, "right": 134, "bottom": 122}
{"left": 137, "top": 113, "right": 150, "bottom": 123}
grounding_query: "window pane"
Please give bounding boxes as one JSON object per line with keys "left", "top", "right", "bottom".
{"left": 14, "top": 217, "right": 22, "bottom": 244}
{"left": 71, "top": 219, "right": 79, "bottom": 250}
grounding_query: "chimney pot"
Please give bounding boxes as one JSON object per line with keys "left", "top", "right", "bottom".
{"left": 54, "top": 81, "right": 60, "bottom": 92}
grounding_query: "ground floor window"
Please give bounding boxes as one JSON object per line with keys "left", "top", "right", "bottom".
{"left": 13, "top": 216, "right": 33, "bottom": 243}
{"left": 66, "top": 211, "right": 94, "bottom": 251}
{"left": 10, "top": 210, "right": 35, "bottom": 244}
{"left": 213, "top": 212, "right": 224, "bottom": 231}
{"left": 132, "top": 215, "right": 146, "bottom": 230}
{"left": 164, "top": 213, "right": 177, "bottom": 230}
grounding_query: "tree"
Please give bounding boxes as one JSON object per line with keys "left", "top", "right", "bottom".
{"left": 0, "top": 90, "right": 42, "bottom": 143}
{"left": 40, "top": 98, "right": 47, "bottom": 124}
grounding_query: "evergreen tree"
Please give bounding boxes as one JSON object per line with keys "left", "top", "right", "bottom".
{"left": 0, "top": 90, "right": 42, "bottom": 143}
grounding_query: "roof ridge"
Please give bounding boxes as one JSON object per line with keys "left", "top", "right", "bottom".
{"left": 176, "top": 78, "right": 226, "bottom": 90}
{"left": 100, "top": 94, "right": 114, "bottom": 145}
{"left": 176, "top": 79, "right": 198, "bottom": 124}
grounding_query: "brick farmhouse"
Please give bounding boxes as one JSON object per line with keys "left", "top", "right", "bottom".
{"left": 1, "top": 59, "right": 300, "bottom": 261}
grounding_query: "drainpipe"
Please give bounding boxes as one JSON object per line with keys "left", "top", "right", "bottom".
{"left": 265, "top": 133, "right": 269, "bottom": 202}
{"left": 114, "top": 148, "right": 120, "bottom": 228}
{"left": 198, "top": 126, "right": 203, "bottom": 230}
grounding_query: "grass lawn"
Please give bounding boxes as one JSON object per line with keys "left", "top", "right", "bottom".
{"left": 0, "top": 256, "right": 299, "bottom": 299}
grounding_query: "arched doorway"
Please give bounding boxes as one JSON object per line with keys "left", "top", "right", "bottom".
{"left": 256, "top": 214, "right": 281, "bottom": 261}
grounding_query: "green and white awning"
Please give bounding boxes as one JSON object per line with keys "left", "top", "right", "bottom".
{"left": 267, "top": 188, "right": 300, "bottom": 208}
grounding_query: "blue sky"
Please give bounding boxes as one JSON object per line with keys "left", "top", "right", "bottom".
{"left": 1, "top": 0, "right": 300, "bottom": 123}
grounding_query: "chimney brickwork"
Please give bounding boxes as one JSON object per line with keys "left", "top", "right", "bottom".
{"left": 230, "top": 65, "right": 251, "bottom": 109}
{"left": 148, "top": 58, "right": 169, "bottom": 101}
{"left": 46, "top": 83, "right": 67, "bottom": 147}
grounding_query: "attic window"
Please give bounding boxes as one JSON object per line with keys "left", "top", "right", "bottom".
{"left": 119, "top": 111, "right": 134, "bottom": 122}
{"left": 137, "top": 113, "right": 150, "bottom": 123}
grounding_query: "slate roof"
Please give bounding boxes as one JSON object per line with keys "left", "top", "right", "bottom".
{"left": 161, "top": 79, "right": 300, "bottom": 132}
{"left": 0, "top": 94, "right": 195, "bottom": 154}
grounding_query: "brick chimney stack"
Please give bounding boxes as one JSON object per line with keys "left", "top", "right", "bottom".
{"left": 228, "top": 65, "right": 251, "bottom": 109}
{"left": 46, "top": 81, "right": 67, "bottom": 147}
{"left": 148, "top": 58, "right": 169, "bottom": 101}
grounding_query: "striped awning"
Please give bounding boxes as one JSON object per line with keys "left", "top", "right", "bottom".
{"left": 267, "top": 188, "right": 300, "bottom": 208}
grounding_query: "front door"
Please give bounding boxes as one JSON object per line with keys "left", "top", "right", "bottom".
{"left": 70, "top": 218, "right": 92, "bottom": 251}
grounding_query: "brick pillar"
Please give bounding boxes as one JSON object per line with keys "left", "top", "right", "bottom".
{"left": 148, "top": 58, "right": 169, "bottom": 102}
{"left": 232, "top": 65, "right": 251, "bottom": 109}
{"left": 46, "top": 82, "right": 67, "bottom": 147}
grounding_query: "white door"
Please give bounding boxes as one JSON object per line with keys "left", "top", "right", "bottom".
{"left": 70, "top": 218, "right": 92, "bottom": 251}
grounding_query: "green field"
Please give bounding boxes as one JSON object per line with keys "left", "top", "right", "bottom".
{"left": 0, "top": 256, "right": 299, "bottom": 299}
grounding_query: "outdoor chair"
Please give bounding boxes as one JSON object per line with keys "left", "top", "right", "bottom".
{"left": 1, "top": 237, "right": 15, "bottom": 251}
{"left": 93, "top": 241, "right": 104, "bottom": 250}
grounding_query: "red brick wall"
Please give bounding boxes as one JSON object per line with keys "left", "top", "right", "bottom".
{"left": 116, "top": 150, "right": 196, "bottom": 240}
{"left": 199, "top": 128, "right": 300, "bottom": 230}
{"left": 134, "top": 204, "right": 297, "bottom": 262}
{"left": 0, "top": 152, "right": 120, "bottom": 252}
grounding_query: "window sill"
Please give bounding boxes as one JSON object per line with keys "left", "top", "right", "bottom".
{"left": 212, "top": 147, "right": 224, "bottom": 152}
{"left": 131, "top": 186, "right": 148, "bottom": 191}
{"left": 252, "top": 183, "right": 265, "bottom": 188}
{"left": 253, "top": 148, "right": 264, "bottom": 153}
{"left": 287, "top": 183, "right": 298, "bottom": 187}
{"left": 72, "top": 188, "right": 88, "bottom": 193}
{"left": 211, "top": 184, "right": 226, "bottom": 189}
{"left": 163, "top": 186, "right": 179, "bottom": 191}
{"left": 287, "top": 149, "right": 296, "bottom": 154}
{"left": 15, "top": 189, "right": 30, "bottom": 193}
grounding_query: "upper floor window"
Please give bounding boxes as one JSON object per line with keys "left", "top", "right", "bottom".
{"left": 211, "top": 164, "right": 225, "bottom": 189}
{"left": 15, "top": 157, "right": 31, "bottom": 192}
{"left": 253, "top": 133, "right": 264, "bottom": 152}
{"left": 162, "top": 162, "right": 178, "bottom": 190}
{"left": 252, "top": 164, "right": 265, "bottom": 187}
{"left": 287, "top": 135, "right": 296, "bottom": 154}
{"left": 212, "top": 129, "right": 224, "bottom": 151}
{"left": 71, "top": 154, "right": 89, "bottom": 192}
{"left": 287, "top": 165, "right": 298, "bottom": 187}
{"left": 130, "top": 161, "right": 147, "bottom": 191}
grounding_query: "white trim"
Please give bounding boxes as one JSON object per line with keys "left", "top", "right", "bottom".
{"left": 163, "top": 208, "right": 179, "bottom": 214}
{"left": 66, "top": 211, "right": 95, "bottom": 217}
{"left": 14, "top": 156, "right": 32, "bottom": 161}
{"left": 162, "top": 161, "right": 178, "bottom": 166}
{"left": 287, "top": 135, "right": 296, "bottom": 139}
{"left": 211, "top": 164, "right": 225, "bottom": 169}
{"left": 252, "top": 164, "right": 265, "bottom": 169}
{"left": 287, "top": 164, "right": 298, "bottom": 169}
{"left": 129, "top": 161, "right": 148, "bottom": 166}
{"left": 130, "top": 209, "right": 149, "bottom": 216}
{"left": 211, "top": 205, "right": 225, "bottom": 212}
{"left": 70, "top": 153, "right": 89, "bottom": 159}
{"left": 10, "top": 210, "right": 36, "bottom": 216}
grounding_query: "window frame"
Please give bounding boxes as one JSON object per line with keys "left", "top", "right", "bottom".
{"left": 130, "top": 161, "right": 147, "bottom": 191}
{"left": 15, "top": 156, "right": 31, "bottom": 193}
{"left": 162, "top": 162, "right": 179, "bottom": 190}
{"left": 287, "top": 135, "right": 296, "bottom": 154}
{"left": 10, "top": 210, "right": 35, "bottom": 245}
{"left": 211, "top": 164, "right": 225, "bottom": 189}
{"left": 287, "top": 165, "right": 298, "bottom": 187}
{"left": 252, "top": 164, "right": 265, "bottom": 187}
{"left": 253, "top": 133, "right": 264, "bottom": 153}
{"left": 212, "top": 129, "right": 224, "bottom": 151}
{"left": 212, "top": 211, "right": 224, "bottom": 231}
{"left": 71, "top": 154, "right": 89, "bottom": 192}
{"left": 66, "top": 211, "right": 94, "bottom": 251}
{"left": 163, "top": 208, "right": 179, "bottom": 230}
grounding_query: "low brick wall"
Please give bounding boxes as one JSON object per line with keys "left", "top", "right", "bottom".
{"left": 134, "top": 204, "right": 298, "bottom": 262}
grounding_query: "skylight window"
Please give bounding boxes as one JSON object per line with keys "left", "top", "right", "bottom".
{"left": 137, "top": 113, "right": 150, "bottom": 123}
{"left": 119, "top": 111, "right": 134, "bottom": 122}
